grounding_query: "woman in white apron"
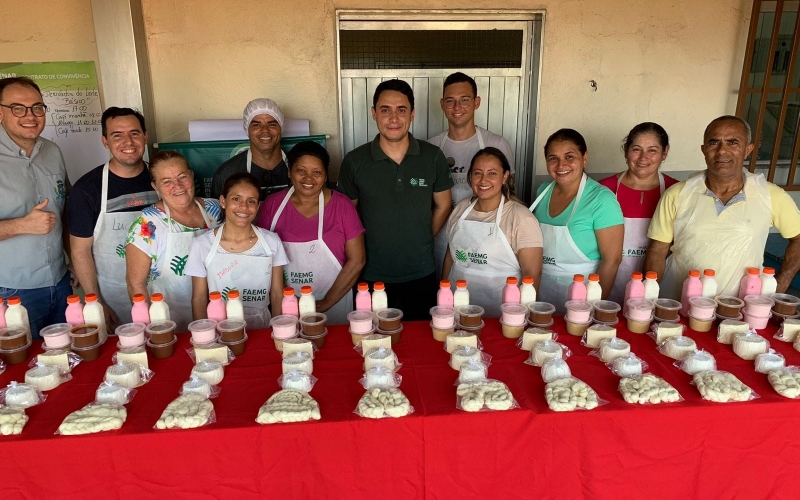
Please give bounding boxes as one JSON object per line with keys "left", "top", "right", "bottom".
{"left": 529, "top": 129, "right": 624, "bottom": 314}
{"left": 125, "top": 151, "right": 222, "bottom": 332}
{"left": 598, "top": 122, "right": 677, "bottom": 303}
{"left": 442, "top": 148, "right": 542, "bottom": 318}
{"left": 257, "top": 141, "right": 365, "bottom": 325}
{"left": 186, "top": 173, "right": 287, "bottom": 329}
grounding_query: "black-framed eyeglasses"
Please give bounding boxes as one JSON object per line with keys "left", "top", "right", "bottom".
{"left": 0, "top": 104, "right": 48, "bottom": 118}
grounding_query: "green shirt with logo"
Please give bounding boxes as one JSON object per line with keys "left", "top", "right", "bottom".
{"left": 338, "top": 134, "right": 453, "bottom": 282}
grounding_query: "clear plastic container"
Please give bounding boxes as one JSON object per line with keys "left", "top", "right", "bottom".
{"left": 500, "top": 303, "right": 528, "bottom": 327}
{"left": 653, "top": 298, "right": 681, "bottom": 322}
{"left": 528, "top": 302, "right": 556, "bottom": 325}
{"left": 687, "top": 296, "right": 716, "bottom": 321}
{"left": 429, "top": 306, "right": 456, "bottom": 329}
{"left": 216, "top": 319, "right": 246, "bottom": 343}
{"left": 564, "top": 300, "right": 593, "bottom": 324}
{"left": 743, "top": 295, "right": 775, "bottom": 317}
{"left": 772, "top": 293, "right": 800, "bottom": 315}
{"left": 115, "top": 323, "right": 147, "bottom": 347}
{"left": 348, "top": 310, "right": 375, "bottom": 334}
{"left": 375, "top": 308, "right": 403, "bottom": 331}
{"left": 593, "top": 300, "right": 621, "bottom": 323}
{"left": 456, "top": 305, "right": 484, "bottom": 327}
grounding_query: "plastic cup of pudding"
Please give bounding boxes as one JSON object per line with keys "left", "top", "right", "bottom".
{"left": 145, "top": 321, "right": 176, "bottom": 345}
{"left": 499, "top": 319, "right": 526, "bottom": 339}
{"left": 527, "top": 317, "right": 554, "bottom": 329}
{"left": 500, "top": 303, "right": 528, "bottom": 327}
{"left": 351, "top": 326, "right": 376, "bottom": 346}
{"left": 625, "top": 313, "right": 655, "bottom": 334}
{"left": 348, "top": 310, "right": 375, "bottom": 335}
{"left": 217, "top": 319, "right": 246, "bottom": 342}
{"left": 772, "top": 293, "right": 800, "bottom": 315}
{"left": 0, "top": 339, "right": 31, "bottom": 365}
{"left": 653, "top": 298, "right": 681, "bottom": 321}
{"left": 71, "top": 340, "right": 102, "bottom": 361}
{"left": 688, "top": 296, "right": 717, "bottom": 321}
{"left": 430, "top": 306, "right": 456, "bottom": 329}
{"left": 457, "top": 305, "right": 484, "bottom": 327}
{"left": 565, "top": 319, "right": 592, "bottom": 337}
{"left": 221, "top": 332, "right": 248, "bottom": 356}
{"left": 376, "top": 324, "right": 403, "bottom": 345}
{"left": 69, "top": 324, "right": 100, "bottom": 348}
{"left": 0, "top": 327, "right": 29, "bottom": 350}
{"left": 40, "top": 323, "right": 72, "bottom": 349}
{"left": 187, "top": 319, "right": 218, "bottom": 345}
{"left": 375, "top": 308, "right": 403, "bottom": 331}
{"left": 116, "top": 323, "right": 147, "bottom": 347}
{"left": 565, "top": 300, "right": 593, "bottom": 324}
{"left": 593, "top": 300, "right": 621, "bottom": 323}
{"left": 743, "top": 310, "right": 772, "bottom": 330}
{"left": 146, "top": 335, "right": 177, "bottom": 359}
{"left": 687, "top": 313, "right": 714, "bottom": 332}
{"left": 528, "top": 302, "right": 555, "bottom": 324}
{"left": 301, "top": 328, "right": 328, "bottom": 349}
{"left": 714, "top": 295, "right": 744, "bottom": 318}
{"left": 743, "top": 295, "right": 775, "bottom": 317}
{"left": 299, "top": 313, "right": 327, "bottom": 336}
{"left": 430, "top": 322, "right": 455, "bottom": 342}
{"left": 771, "top": 310, "right": 800, "bottom": 326}
{"left": 457, "top": 320, "right": 484, "bottom": 339}
{"left": 716, "top": 312, "right": 743, "bottom": 322}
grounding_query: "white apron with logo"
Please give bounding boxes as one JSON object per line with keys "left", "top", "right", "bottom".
{"left": 607, "top": 172, "right": 665, "bottom": 304}
{"left": 270, "top": 188, "right": 352, "bottom": 325}
{"left": 660, "top": 171, "right": 772, "bottom": 300}
{"left": 148, "top": 199, "right": 212, "bottom": 332}
{"left": 447, "top": 196, "right": 520, "bottom": 318}
{"left": 529, "top": 174, "right": 599, "bottom": 315}
{"left": 204, "top": 223, "right": 274, "bottom": 329}
{"left": 434, "top": 128, "right": 486, "bottom": 279}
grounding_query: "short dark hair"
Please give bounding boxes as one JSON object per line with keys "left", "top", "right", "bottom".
{"left": 623, "top": 122, "right": 669, "bottom": 153}
{"left": 704, "top": 115, "right": 752, "bottom": 144}
{"left": 468, "top": 147, "right": 516, "bottom": 199}
{"left": 443, "top": 72, "right": 477, "bottom": 97}
{"left": 287, "top": 141, "right": 330, "bottom": 175}
{"left": 101, "top": 107, "right": 146, "bottom": 137}
{"left": 222, "top": 172, "right": 261, "bottom": 198}
{"left": 544, "top": 128, "right": 588, "bottom": 156}
{"left": 0, "top": 77, "right": 42, "bottom": 101}
{"left": 373, "top": 79, "right": 414, "bottom": 110}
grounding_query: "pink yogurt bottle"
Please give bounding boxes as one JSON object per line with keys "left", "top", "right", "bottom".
{"left": 502, "top": 277, "right": 521, "bottom": 304}
{"left": 738, "top": 267, "right": 762, "bottom": 300}
{"left": 131, "top": 294, "right": 151, "bottom": 324}
{"left": 65, "top": 295, "right": 85, "bottom": 326}
{"left": 680, "top": 270, "right": 702, "bottom": 317}
{"left": 568, "top": 275, "right": 587, "bottom": 301}
{"left": 623, "top": 272, "right": 645, "bottom": 315}
{"left": 437, "top": 280, "right": 454, "bottom": 307}
{"left": 355, "top": 283, "right": 372, "bottom": 311}
{"left": 282, "top": 287, "right": 299, "bottom": 317}
{"left": 207, "top": 291, "right": 227, "bottom": 322}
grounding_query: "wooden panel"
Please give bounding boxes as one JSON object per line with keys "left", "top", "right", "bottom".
{"left": 411, "top": 77, "right": 428, "bottom": 140}
{"left": 486, "top": 76, "right": 506, "bottom": 135}
{"left": 427, "top": 76, "right": 445, "bottom": 139}
{"left": 340, "top": 78, "right": 355, "bottom": 153}
{"left": 474, "top": 76, "right": 490, "bottom": 128}
{"left": 352, "top": 78, "right": 369, "bottom": 149}
{"left": 502, "top": 77, "right": 521, "bottom": 157}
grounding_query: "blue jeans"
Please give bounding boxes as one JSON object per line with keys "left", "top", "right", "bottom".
{"left": 0, "top": 273, "right": 72, "bottom": 340}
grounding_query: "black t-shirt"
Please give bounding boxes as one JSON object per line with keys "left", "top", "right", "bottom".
{"left": 66, "top": 164, "right": 159, "bottom": 238}
{"left": 210, "top": 151, "right": 289, "bottom": 200}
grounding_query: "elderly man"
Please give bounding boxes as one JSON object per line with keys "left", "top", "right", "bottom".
{"left": 211, "top": 98, "right": 288, "bottom": 200}
{"left": 0, "top": 77, "right": 72, "bottom": 338}
{"left": 67, "top": 107, "right": 158, "bottom": 327}
{"left": 338, "top": 79, "right": 453, "bottom": 320}
{"left": 646, "top": 115, "right": 800, "bottom": 300}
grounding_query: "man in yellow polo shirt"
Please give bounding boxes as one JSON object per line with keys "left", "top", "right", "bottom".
{"left": 645, "top": 115, "right": 800, "bottom": 300}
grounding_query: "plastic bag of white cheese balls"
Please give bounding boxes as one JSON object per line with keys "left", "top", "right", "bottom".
{"left": 692, "top": 370, "right": 758, "bottom": 403}
{"left": 545, "top": 376, "right": 605, "bottom": 412}
{"left": 0, "top": 404, "right": 28, "bottom": 435}
{"left": 256, "top": 389, "right": 321, "bottom": 424}
{"left": 618, "top": 374, "right": 682, "bottom": 405}
{"left": 355, "top": 387, "right": 414, "bottom": 418}
{"left": 57, "top": 402, "right": 127, "bottom": 435}
{"left": 456, "top": 379, "right": 518, "bottom": 412}
{"left": 155, "top": 393, "right": 216, "bottom": 430}
{"left": 767, "top": 366, "right": 800, "bottom": 399}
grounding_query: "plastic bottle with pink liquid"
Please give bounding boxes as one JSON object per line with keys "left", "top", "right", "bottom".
{"left": 437, "top": 280, "right": 454, "bottom": 307}
{"left": 567, "top": 275, "right": 587, "bottom": 301}
{"left": 281, "top": 287, "right": 299, "bottom": 317}
{"left": 502, "top": 277, "right": 521, "bottom": 304}
{"left": 623, "top": 272, "right": 645, "bottom": 315}
{"left": 65, "top": 295, "right": 85, "bottom": 326}
{"left": 207, "top": 291, "right": 227, "bottom": 322}
{"left": 738, "top": 267, "right": 762, "bottom": 299}
{"left": 0, "top": 297, "right": 6, "bottom": 329}
{"left": 131, "top": 294, "right": 151, "bottom": 324}
{"left": 355, "top": 283, "right": 372, "bottom": 311}
{"left": 680, "top": 270, "right": 702, "bottom": 316}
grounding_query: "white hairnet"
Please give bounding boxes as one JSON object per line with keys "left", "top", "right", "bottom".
{"left": 243, "top": 98, "right": 284, "bottom": 131}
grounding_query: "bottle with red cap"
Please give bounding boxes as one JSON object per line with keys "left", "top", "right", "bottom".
{"left": 680, "top": 270, "right": 702, "bottom": 316}
{"left": 207, "top": 291, "right": 227, "bottom": 322}
{"left": 225, "top": 290, "right": 244, "bottom": 321}
{"left": 567, "top": 274, "right": 587, "bottom": 301}
{"left": 372, "top": 282, "right": 388, "bottom": 311}
{"left": 4, "top": 296, "right": 29, "bottom": 338}
{"left": 520, "top": 276, "right": 537, "bottom": 307}
{"left": 502, "top": 276, "right": 521, "bottom": 304}
{"left": 83, "top": 293, "right": 107, "bottom": 343}
{"left": 130, "top": 293, "right": 151, "bottom": 324}
{"left": 299, "top": 285, "right": 316, "bottom": 315}
{"left": 437, "top": 280, "right": 454, "bottom": 307}
{"left": 700, "top": 269, "right": 717, "bottom": 298}
{"left": 355, "top": 282, "right": 371, "bottom": 312}
{"left": 643, "top": 271, "right": 660, "bottom": 301}
{"left": 65, "top": 295, "right": 85, "bottom": 326}
{"left": 149, "top": 292, "right": 171, "bottom": 322}
{"left": 453, "top": 280, "right": 470, "bottom": 309}
{"left": 623, "top": 272, "right": 645, "bottom": 315}
{"left": 738, "top": 267, "right": 762, "bottom": 299}
{"left": 281, "top": 287, "right": 299, "bottom": 317}
{"left": 760, "top": 267, "right": 777, "bottom": 297}
{"left": 585, "top": 274, "right": 602, "bottom": 304}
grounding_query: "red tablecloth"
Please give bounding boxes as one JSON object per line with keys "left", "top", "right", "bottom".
{"left": 2, "top": 315, "right": 800, "bottom": 499}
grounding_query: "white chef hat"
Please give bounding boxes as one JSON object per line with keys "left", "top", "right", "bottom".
{"left": 242, "top": 98, "right": 284, "bottom": 131}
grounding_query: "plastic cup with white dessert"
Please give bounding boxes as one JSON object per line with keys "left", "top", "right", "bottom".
{"left": 625, "top": 299, "right": 655, "bottom": 334}
{"left": 592, "top": 300, "right": 621, "bottom": 324}
{"left": 500, "top": 303, "right": 528, "bottom": 338}
{"left": 653, "top": 298, "right": 681, "bottom": 322}
{"left": 430, "top": 306, "right": 456, "bottom": 341}
{"left": 40, "top": 323, "right": 72, "bottom": 349}
{"left": 145, "top": 320, "right": 176, "bottom": 345}
{"left": 187, "top": 319, "right": 218, "bottom": 346}
{"left": 714, "top": 295, "right": 744, "bottom": 318}
{"left": 528, "top": 302, "right": 555, "bottom": 325}
{"left": 269, "top": 315, "right": 299, "bottom": 351}
{"left": 771, "top": 293, "right": 800, "bottom": 315}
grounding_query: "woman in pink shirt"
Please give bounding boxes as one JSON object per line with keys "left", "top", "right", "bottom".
{"left": 257, "top": 141, "right": 365, "bottom": 324}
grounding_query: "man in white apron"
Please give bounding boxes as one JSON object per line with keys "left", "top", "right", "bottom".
{"left": 448, "top": 196, "right": 521, "bottom": 317}
{"left": 68, "top": 108, "right": 158, "bottom": 327}
{"left": 607, "top": 173, "right": 665, "bottom": 304}
{"left": 646, "top": 115, "right": 800, "bottom": 299}
{"left": 529, "top": 174, "right": 599, "bottom": 314}
{"left": 429, "top": 72, "right": 516, "bottom": 278}
{"left": 271, "top": 187, "right": 353, "bottom": 324}
{"left": 211, "top": 98, "right": 289, "bottom": 200}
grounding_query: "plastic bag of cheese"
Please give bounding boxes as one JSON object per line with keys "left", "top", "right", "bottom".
{"left": 691, "top": 370, "right": 758, "bottom": 403}
{"left": 456, "top": 379, "right": 518, "bottom": 412}
{"left": 360, "top": 365, "right": 402, "bottom": 390}
{"left": 155, "top": 393, "right": 216, "bottom": 430}
{"left": 180, "top": 376, "right": 221, "bottom": 399}
{"left": 590, "top": 337, "right": 631, "bottom": 363}
{"left": 0, "top": 358, "right": 5, "bottom": 375}
{"left": 524, "top": 340, "right": 571, "bottom": 367}
{"left": 767, "top": 365, "right": 800, "bottom": 399}
{"left": 605, "top": 353, "right": 648, "bottom": 378}
{"left": 754, "top": 350, "right": 785, "bottom": 374}
{"left": 618, "top": 373, "right": 682, "bottom": 405}
{"left": 774, "top": 318, "right": 800, "bottom": 343}
{"left": 647, "top": 322, "right": 684, "bottom": 345}
{"left": 0, "top": 381, "right": 46, "bottom": 409}
{"left": 95, "top": 381, "right": 137, "bottom": 406}
{"left": 57, "top": 402, "right": 127, "bottom": 435}
{"left": 256, "top": 389, "right": 321, "bottom": 424}
{"left": 0, "top": 404, "right": 28, "bottom": 435}
{"left": 541, "top": 358, "right": 572, "bottom": 384}
{"left": 354, "top": 387, "right": 414, "bottom": 418}
{"left": 186, "top": 342, "right": 235, "bottom": 366}
{"left": 674, "top": 350, "right": 717, "bottom": 376}
{"left": 278, "top": 369, "right": 318, "bottom": 393}
{"left": 31, "top": 349, "right": 81, "bottom": 374}
{"left": 25, "top": 362, "right": 72, "bottom": 391}
{"left": 449, "top": 345, "right": 491, "bottom": 371}
{"left": 443, "top": 330, "right": 483, "bottom": 353}
{"left": 103, "top": 360, "right": 153, "bottom": 389}
{"left": 362, "top": 346, "right": 402, "bottom": 373}
{"left": 544, "top": 376, "right": 606, "bottom": 412}
{"left": 353, "top": 333, "right": 392, "bottom": 356}
{"left": 517, "top": 327, "right": 557, "bottom": 351}
{"left": 456, "top": 359, "right": 489, "bottom": 385}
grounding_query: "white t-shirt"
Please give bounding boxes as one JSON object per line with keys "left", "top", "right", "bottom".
{"left": 185, "top": 226, "right": 289, "bottom": 278}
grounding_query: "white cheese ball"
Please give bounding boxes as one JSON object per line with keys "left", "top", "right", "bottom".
{"left": 450, "top": 345, "right": 482, "bottom": 371}
{"left": 754, "top": 352, "right": 785, "bottom": 374}
{"left": 282, "top": 352, "right": 313, "bottom": 375}
{"left": 458, "top": 360, "right": 488, "bottom": 384}
{"left": 612, "top": 355, "right": 643, "bottom": 377}
{"left": 104, "top": 362, "right": 142, "bottom": 389}
{"left": 280, "top": 370, "right": 313, "bottom": 393}
{"left": 733, "top": 333, "right": 768, "bottom": 360}
{"left": 4, "top": 383, "right": 41, "bottom": 408}
{"left": 659, "top": 336, "right": 697, "bottom": 360}
{"left": 181, "top": 378, "right": 213, "bottom": 399}
{"left": 679, "top": 350, "right": 717, "bottom": 376}
{"left": 95, "top": 382, "right": 130, "bottom": 405}
{"left": 541, "top": 358, "right": 572, "bottom": 383}
{"left": 191, "top": 361, "right": 224, "bottom": 385}
{"left": 364, "top": 347, "right": 397, "bottom": 372}
{"left": 364, "top": 366, "right": 398, "bottom": 389}
{"left": 598, "top": 337, "right": 630, "bottom": 363}
{"left": 530, "top": 340, "right": 564, "bottom": 367}
{"left": 25, "top": 364, "right": 62, "bottom": 391}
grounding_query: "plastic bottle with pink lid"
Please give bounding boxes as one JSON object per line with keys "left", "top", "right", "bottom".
{"left": 65, "top": 295, "right": 85, "bottom": 326}
{"left": 738, "top": 267, "right": 762, "bottom": 300}
{"left": 207, "top": 291, "right": 227, "bottom": 322}
{"left": 760, "top": 267, "right": 778, "bottom": 297}
{"left": 643, "top": 271, "right": 660, "bottom": 301}
{"left": 700, "top": 269, "right": 718, "bottom": 298}
{"left": 355, "top": 283, "right": 372, "bottom": 311}
{"left": 623, "top": 272, "right": 645, "bottom": 315}
{"left": 680, "top": 270, "right": 702, "bottom": 316}
{"left": 0, "top": 297, "right": 7, "bottom": 329}
{"left": 281, "top": 287, "right": 299, "bottom": 317}
{"left": 130, "top": 294, "right": 150, "bottom": 324}
{"left": 567, "top": 275, "right": 587, "bottom": 301}
{"left": 502, "top": 277, "right": 521, "bottom": 304}
{"left": 437, "top": 280, "right": 454, "bottom": 307}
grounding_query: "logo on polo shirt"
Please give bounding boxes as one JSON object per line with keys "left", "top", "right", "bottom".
{"left": 54, "top": 180, "right": 67, "bottom": 201}
{"left": 410, "top": 178, "right": 427, "bottom": 187}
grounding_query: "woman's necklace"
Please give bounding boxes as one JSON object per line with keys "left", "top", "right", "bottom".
{"left": 221, "top": 225, "right": 256, "bottom": 251}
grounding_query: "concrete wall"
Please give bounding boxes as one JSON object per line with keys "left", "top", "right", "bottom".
{"left": 1, "top": 0, "right": 754, "bottom": 179}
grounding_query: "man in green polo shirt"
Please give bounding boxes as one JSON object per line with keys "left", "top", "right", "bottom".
{"left": 338, "top": 79, "right": 453, "bottom": 320}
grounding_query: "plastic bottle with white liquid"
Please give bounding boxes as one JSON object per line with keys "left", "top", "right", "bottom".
{"left": 643, "top": 271, "right": 660, "bottom": 301}
{"left": 65, "top": 295, "right": 85, "bottom": 326}
{"left": 281, "top": 287, "right": 299, "bottom": 317}
{"left": 502, "top": 277, "right": 521, "bottom": 304}
{"left": 520, "top": 276, "right": 537, "bottom": 307}
{"left": 149, "top": 293, "right": 171, "bottom": 322}
{"left": 130, "top": 294, "right": 150, "bottom": 324}
{"left": 760, "top": 267, "right": 777, "bottom": 297}
{"left": 567, "top": 275, "right": 587, "bottom": 301}
{"left": 700, "top": 269, "right": 718, "bottom": 298}
{"left": 738, "top": 267, "right": 762, "bottom": 299}
{"left": 225, "top": 290, "right": 244, "bottom": 321}
{"left": 372, "top": 282, "right": 388, "bottom": 311}
{"left": 5, "top": 296, "right": 30, "bottom": 340}
{"left": 299, "top": 286, "right": 317, "bottom": 315}
{"left": 680, "top": 270, "right": 702, "bottom": 316}
{"left": 453, "top": 280, "right": 470, "bottom": 308}
{"left": 0, "top": 297, "right": 7, "bottom": 329}
{"left": 207, "top": 291, "right": 227, "bottom": 322}
{"left": 437, "top": 280, "right": 454, "bottom": 307}
{"left": 355, "top": 283, "right": 372, "bottom": 311}
{"left": 82, "top": 293, "right": 107, "bottom": 344}
{"left": 585, "top": 274, "right": 602, "bottom": 304}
